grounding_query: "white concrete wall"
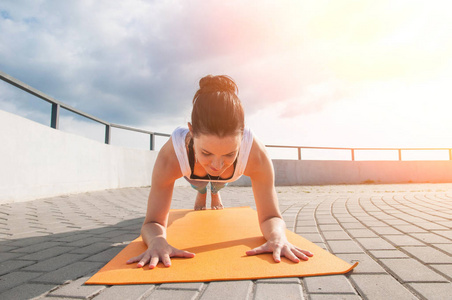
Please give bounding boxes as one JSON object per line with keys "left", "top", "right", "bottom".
{"left": 231, "top": 159, "right": 452, "bottom": 186}
{"left": 0, "top": 110, "right": 187, "bottom": 204}
{"left": 2, "top": 109, "right": 451, "bottom": 203}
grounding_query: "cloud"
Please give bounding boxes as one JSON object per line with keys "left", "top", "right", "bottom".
{"left": 1, "top": 0, "right": 451, "bottom": 150}
{"left": 0, "top": 0, "right": 334, "bottom": 127}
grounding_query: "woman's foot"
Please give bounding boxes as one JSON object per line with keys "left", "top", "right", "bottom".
{"left": 194, "top": 192, "right": 207, "bottom": 210}
{"left": 211, "top": 192, "right": 224, "bottom": 210}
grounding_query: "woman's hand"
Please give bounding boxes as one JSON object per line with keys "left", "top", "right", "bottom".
{"left": 246, "top": 238, "right": 313, "bottom": 263}
{"left": 126, "top": 237, "right": 195, "bottom": 268}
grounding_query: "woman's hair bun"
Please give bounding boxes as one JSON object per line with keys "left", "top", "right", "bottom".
{"left": 198, "top": 75, "right": 238, "bottom": 95}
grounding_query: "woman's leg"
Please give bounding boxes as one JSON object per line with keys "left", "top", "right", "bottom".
{"left": 210, "top": 182, "right": 228, "bottom": 210}
{"left": 194, "top": 191, "right": 207, "bottom": 211}
{"left": 184, "top": 177, "right": 209, "bottom": 210}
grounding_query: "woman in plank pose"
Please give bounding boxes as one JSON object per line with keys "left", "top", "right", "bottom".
{"left": 127, "top": 75, "right": 313, "bottom": 268}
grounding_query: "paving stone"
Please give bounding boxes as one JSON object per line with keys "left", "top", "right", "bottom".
{"left": 319, "top": 225, "right": 343, "bottom": 231}
{"left": 144, "top": 288, "right": 199, "bottom": 300}
{"left": 354, "top": 238, "right": 395, "bottom": 250}
{"left": 350, "top": 274, "right": 418, "bottom": 299}
{"left": 382, "top": 235, "right": 424, "bottom": 246}
{"left": 23, "top": 253, "right": 86, "bottom": 272}
{"left": 48, "top": 276, "right": 105, "bottom": 298}
{"left": 391, "top": 225, "right": 427, "bottom": 233}
{"left": 33, "top": 261, "right": 104, "bottom": 284}
{"left": 337, "top": 253, "right": 386, "bottom": 274}
{"left": 379, "top": 258, "right": 448, "bottom": 282}
{"left": 400, "top": 246, "right": 452, "bottom": 264}
{"left": 433, "top": 230, "right": 452, "bottom": 239}
{"left": 0, "top": 252, "right": 22, "bottom": 262}
{"left": 19, "top": 246, "right": 73, "bottom": 261}
{"left": 0, "top": 283, "right": 56, "bottom": 300}
{"left": 200, "top": 280, "right": 252, "bottom": 299}
{"left": 299, "top": 233, "right": 324, "bottom": 243}
{"left": 108, "top": 232, "right": 141, "bottom": 243}
{"left": 10, "top": 241, "right": 61, "bottom": 254}
{"left": 0, "top": 259, "right": 32, "bottom": 276}
{"left": 296, "top": 227, "right": 319, "bottom": 234}
{"left": 430, "top": 264, "right": 452, "bottom": 278}
{"left": 326, "top": 241, "right": 363, "bottom": 254}
{"left": 256, "top": 277, "right": 300, "bottom": 284}
{"left": 65, "top": 236, "right": 106, "bottom": 247}
{"left": 340, "top": 223, "right": 366, "bottom": 230}
{"left": 84, "top": 246, "right": 125, "bottom": 262}
{"left": 70, "top": 242, "right": 113, "bottom": 255}
{"left": 414, "top": 222, "right": 448, "bottom": 231}
{"left": 410, "top": 233, "right": 451, "bottom": 244}
{"left": 432, "top": 243, "right": 452, "bottom": 254}
{"left": 321, "top": 231, "right": 351, "bottom": 240}
{"left": 368, "top": 250, "right": 409, "bottom": 259}
{"left": 0, "top": 271, "right": 43, "bottom": 293}
{"left": 93, "top": 284, "right": 155, "bottom": 300}
{"left": 303, "top": 275, "right": 355, "bottom": 294}
{"left": 255, "top": 282, "right": 304, "bottom": 300}
{"left": 0, "top": 185, "right": 451, "bottom": 299}
{"left": 345, "top": 229, "right": 378, "bottom": 238}
{"left": 407, "top": 282, "right": 452, "bottom": 300}
{"left": 308, "top": 295, "right": 361, "bottom": 300}
{"left": 296, "top": 221, "right": 317, "bottom": 227}
{"left": 371, "top": 227, "right": 402, "bottom": 235}
{"left": 159, "top": 282, "right": 204, "bottom": 291}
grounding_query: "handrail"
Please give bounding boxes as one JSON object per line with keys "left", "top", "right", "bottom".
{"left": 0, "top": 70, "right": 169, "bottom": 150}
{"left": 265, "top": 145, "right": 452, "bottom": 161}
{"left": 2, "top": 70, "right": 451, "bottom": 160}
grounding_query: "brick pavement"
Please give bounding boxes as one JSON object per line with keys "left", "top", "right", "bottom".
{"left": 0, "top": 183, "right": 451, "bottom": 299}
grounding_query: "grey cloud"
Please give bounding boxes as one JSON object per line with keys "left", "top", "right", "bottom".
{"left": 1, "top": 0, "right": 332, "bottom": 129}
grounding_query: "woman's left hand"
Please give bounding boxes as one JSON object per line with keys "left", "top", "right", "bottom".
{"left": 246, "top": 238, "right": 313, "bottom": 263}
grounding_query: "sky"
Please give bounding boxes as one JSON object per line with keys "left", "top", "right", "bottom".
{"left": 1, "top": 0, "right": 451, "bottom": 160}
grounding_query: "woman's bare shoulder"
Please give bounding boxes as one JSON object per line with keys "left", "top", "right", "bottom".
{"left": 153, "top": 138, "right": 183, "bottom": 182}
{"left": 244, "top": 137, "right": 271, "bottom": 177}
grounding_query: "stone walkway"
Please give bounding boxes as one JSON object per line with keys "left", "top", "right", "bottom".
{"left": 0, "top": 184, "right": 451, "bottom": 299}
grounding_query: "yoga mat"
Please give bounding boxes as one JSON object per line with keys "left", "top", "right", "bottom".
{"left": 86, "top": 207, "right": 357, "bottom": 285}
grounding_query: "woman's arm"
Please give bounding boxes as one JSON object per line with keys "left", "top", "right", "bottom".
{"left": 244, "top": 138, "right": 313, "bottom": 263}
{"left": 127, "top": 138, "right": 195, "bottom": 268}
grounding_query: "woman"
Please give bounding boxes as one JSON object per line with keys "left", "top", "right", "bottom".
{"left": 127, "top": 75, "right": 313, "bottom": 268}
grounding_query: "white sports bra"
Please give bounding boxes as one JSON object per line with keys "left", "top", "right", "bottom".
{"left": 171, "top": 127, "right": 253, "bottom": 182}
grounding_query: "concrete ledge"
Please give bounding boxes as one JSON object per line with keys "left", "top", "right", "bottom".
{"left": 0, "top": 110, "right": 190, "bottom": 204}
{"left": 274, "top": 159, "right": 452, "bottom": 185}
{"left": 3, "top": 109, "right": 452, "bottom": 202}
{"left": 231, "top": 159, "right": 452, "bottom": 186}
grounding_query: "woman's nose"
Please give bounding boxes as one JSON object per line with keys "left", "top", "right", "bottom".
{"left": 211, "top": 157, "right": 223, "bottom": 169}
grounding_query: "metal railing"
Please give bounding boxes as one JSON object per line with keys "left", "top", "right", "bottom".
{"left": 0, "top": 71, "right": 170, "bottom": 150}
{"left": 265, "top": 145, "right": 452, "bottom": 161}
{"left": 2, "top": 70, "right": 451, "bottom": 160}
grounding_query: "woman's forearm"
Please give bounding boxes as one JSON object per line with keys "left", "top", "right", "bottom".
{"left": 141, "top": 221, "right": 167, "bottom": 246}
{"left": 260, "top": 216, "right": 287, "bottom": 242}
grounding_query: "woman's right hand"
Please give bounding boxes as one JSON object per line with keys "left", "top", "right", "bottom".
{"left": 126, "top": 236, "right": 195, "bottom": 268}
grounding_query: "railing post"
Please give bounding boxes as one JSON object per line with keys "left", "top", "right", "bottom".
{"left": 150, "top": 133, "right": 155, "bottom": 150}
{"left": 351, "top": 149, "right": 355, "bottom": 161}
{"left": 105, "top": 124, "right": 111, "bottom": 144}
{"left": 297, "top": 148, "right": 301, "bottom": 160}
{"left": 398, "top": 149, "right": 402, "bottom": 161}
{"left": 51, "top": 103, "right": 60, "bottom": 129}
{"left": 449, "top": 149, "right": 452, "bottom": 161}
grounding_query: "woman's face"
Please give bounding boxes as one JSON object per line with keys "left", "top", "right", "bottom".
{"left": 192, "top": 133, "right": 242, "bottom": 177}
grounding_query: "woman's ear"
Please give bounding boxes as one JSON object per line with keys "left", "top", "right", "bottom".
{"left": 188, "top": 122, "right": 193, "bottom": 134}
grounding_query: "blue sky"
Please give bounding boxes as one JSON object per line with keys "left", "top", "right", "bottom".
{"left": 1, "top": 0, "right": 451, "bottom": 158}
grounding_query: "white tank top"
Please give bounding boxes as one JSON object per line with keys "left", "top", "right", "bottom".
{"left": 171, "top": 127, "right": 253, "bottom": 182}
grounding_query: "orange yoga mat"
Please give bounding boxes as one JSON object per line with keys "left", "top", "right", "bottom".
{"left": 86, "top": 207, "right": 357, "bottom": 285}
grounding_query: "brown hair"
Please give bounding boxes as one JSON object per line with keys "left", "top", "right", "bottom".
{"left": 191, "top": 75, "right": 245, "bottom": 137}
